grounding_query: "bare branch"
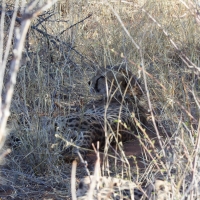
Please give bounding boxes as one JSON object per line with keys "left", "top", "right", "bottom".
{"left": 0, "top": 0, "right": 57, "bottom": 148}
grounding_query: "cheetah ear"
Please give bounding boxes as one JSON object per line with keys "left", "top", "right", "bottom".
{"left": 97, "top": 67, "right": 107, "bottom": 76}
{"left": 96, "top": 68, "right": 102, "bottom": 74}
{"left": 117, "top": 67, "right": 137, "bottom": 86}
{"left": 117, "top": 68, "right": 142, "bottom": 97}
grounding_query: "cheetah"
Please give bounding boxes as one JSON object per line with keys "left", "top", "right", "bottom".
{"left": 52, "top": 64, "right": 146, "bottom": 160}
{"left": 76, "top": 176, "right": 181, "bottom": 200}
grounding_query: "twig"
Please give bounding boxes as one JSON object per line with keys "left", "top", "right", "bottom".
{"left": 58, "top": 13, "right": 93, "bottom": 36}
{"left": 133, "top": 114, "right": 166, "bottom": 173}
{"left": 87, "top": 142, "right": 101, "bottom": 199}
{"left": 106, "top": 2, "right": 140, "bottom": 50}
{"left": 1, "top": 9, "right": 94, "bottom": 64}
{"left": 30, "top": 25, "right": 94, "bottom": 64}
{"left": 71, "top": 160, "right": 77, "bottom": 200}
{"left": 139, "top": 49, "right": 166, "bottom": 158}
{"left": 0, "top": 1, "right": 19, "bottom": 99}
{"left": 187, "top": 120, "right": 200, "bottom": 198}
{"left": 35, "top": 12, "right": 55, "bottom": 27}
{"left": 77, "top": 151, "right": 91, "bottom": 178}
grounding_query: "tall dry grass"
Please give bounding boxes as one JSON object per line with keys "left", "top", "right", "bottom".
{"left": 0, "top": 0, "right": 199, "bottom": 199}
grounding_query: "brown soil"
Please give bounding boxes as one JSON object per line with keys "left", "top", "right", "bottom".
{"left": 83, "top": 128, "right": 164, "bottom": 171}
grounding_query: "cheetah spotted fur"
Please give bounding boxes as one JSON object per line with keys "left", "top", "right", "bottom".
{"left": 52, "top": 64, "right": 146, "bottom": 160}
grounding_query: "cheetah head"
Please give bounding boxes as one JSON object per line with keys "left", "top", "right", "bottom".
{"left": 88, "top": 64, "right": 143, "bottom": 99}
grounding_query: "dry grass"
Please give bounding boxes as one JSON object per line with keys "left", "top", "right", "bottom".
{"left": 0, "top": 0, "right": 199, "bottom": 199}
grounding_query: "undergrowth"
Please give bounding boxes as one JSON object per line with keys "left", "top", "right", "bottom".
{"left": 0, "top": 0, "right": 199, "bottom": 199}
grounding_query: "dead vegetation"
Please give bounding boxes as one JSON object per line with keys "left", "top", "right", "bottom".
{"left": 0, "top": 0, "right": 199, "bottom": 199}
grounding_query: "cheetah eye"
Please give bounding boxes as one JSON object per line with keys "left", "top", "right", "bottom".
{"left": 55, "top": 122, "right": 59, "bottom": 131}
{"left": 97, "top": 76, "right": 105, "bottom": 82}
